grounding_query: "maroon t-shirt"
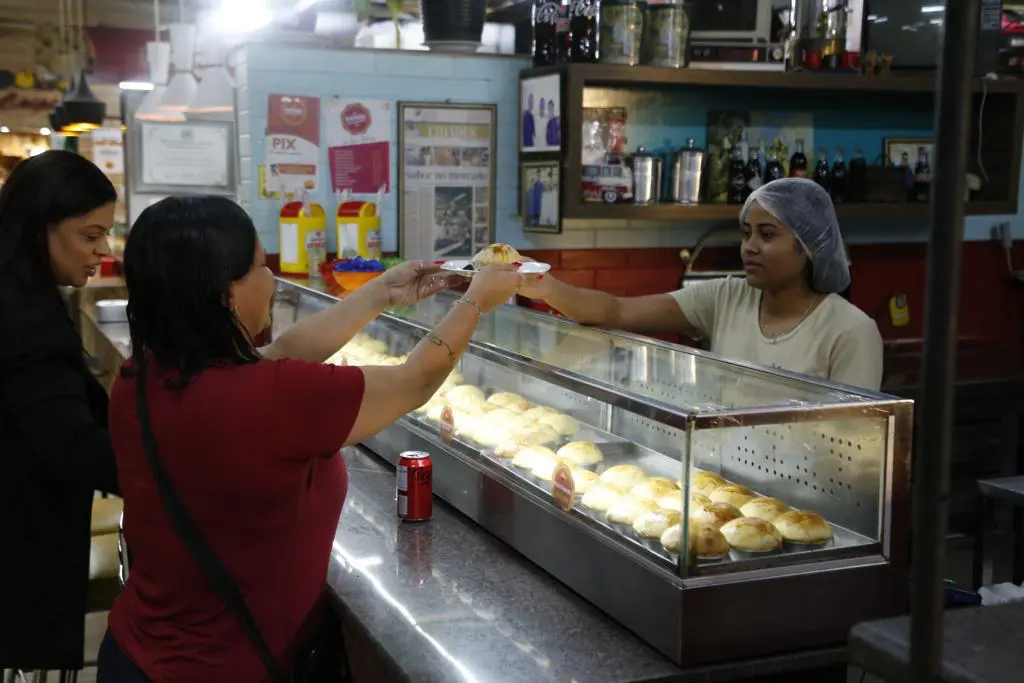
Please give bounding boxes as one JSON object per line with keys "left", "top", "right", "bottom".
{"left": 107, "top": 358, "right": 365, "bottom": 682}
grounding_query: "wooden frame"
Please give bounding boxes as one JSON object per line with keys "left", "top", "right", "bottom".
{"left": 521, "top": 160, "right": 562, "bottom": 234}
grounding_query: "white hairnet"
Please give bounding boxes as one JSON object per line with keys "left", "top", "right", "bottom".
{"left": 739, "top": 177, "right": 850, "bottom": 293}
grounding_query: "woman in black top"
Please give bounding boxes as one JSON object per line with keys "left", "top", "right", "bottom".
{"left": 0, "top": 151, "right": 121, "bottom": 671}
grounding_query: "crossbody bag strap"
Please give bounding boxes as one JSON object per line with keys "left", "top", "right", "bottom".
{"left": 133, "top": 359, "right": 289, "bottom": 683}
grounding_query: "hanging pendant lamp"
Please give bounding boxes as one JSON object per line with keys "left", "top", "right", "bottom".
{"left": 62, "top": 70, "right": 106, "bottom": 132}
{"left": 137, "top": 41, "right": 184, "bottom": 122}
{"left": 189, "top": 65, "right": 235, "bottom": 113}
{"left": 159, "top": 23, "right": 198, "bottom": 112}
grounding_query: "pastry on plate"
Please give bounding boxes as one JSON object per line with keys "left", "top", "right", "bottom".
{"left": 660, "top": 523, "right": 684, "bottom": 552}
{"left": 541, "top": 413, "right": 581, "bottom": 437}
{"left": 709, "top": 484, "right": 756, "bottom": 509}
{"left": 689, "top": 501, "right": 742, "bottom": 529}
{"left": 773, "top": 510, "right": 833, "bottom": 544}
{"left": 633, "top": 509, "right": 681, "bottom": 539}
{"left": 629, "top": 477, "right": 679, "bottom": 503}
{"left": 581, "top": 483, "right": 627, "bottom": 512}
{"left": 691, "top": 471, "right": 727, "bottom": 496}
{"left": 446, "top": 385, "right": 486, "bottom": 410}
{"left": 719, "top": 517, "right": 782, "bottom": 552}
{"left": 688, "top": 521, "right": 730, "bottom": 557}
{"left": 606, "top": 497, "right": 657, "bottom": 525}
{"left": 487, "top": 392, "right": 532, "bottom": 411}
{"left": 473, "top": 243, "right": 523, "bottom": 266}
{"left": 570, "top": 468, "right": 600, "bottom": 494}
{"left": 740, "top": 497, "right": 791, "bottom": 523}
{"left": 599, "top": 464, "right": 648, "bottom": 490}
{"left": 556, "top": 441, "right": 604, "bottom": 466}
{"left": 529, "top": 450, "right": 562, "bottom": 481}
{"left": 512, "top": 445, "right": 557, "bottom": 471}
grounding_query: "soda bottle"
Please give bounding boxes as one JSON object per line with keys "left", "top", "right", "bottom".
{"left": 743, "top": 147, "right": 762, "bottom": 201}
{"left": 763, "top": 148, "right": 784, "bottom": 185}
{"left": 728, "top": 141, "right": 746, "bottom": 205}
{"left": 569, "top": 0, "right": 599, "bottom": 62}
{"left": 533, "top": 0, "right": 562, "bottom": 66}
{"left": 813, "top": 147, "right": 830, "bottom": 192}
{"left": 789, "top": 138, "right": 808, "bottom": 178}
{"left": 831, "top": 148, "right": 848, "bottom": 203}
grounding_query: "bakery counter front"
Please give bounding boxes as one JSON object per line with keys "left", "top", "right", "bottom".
{"left": 275, "top": 277, "right": 915, "bottom": 670}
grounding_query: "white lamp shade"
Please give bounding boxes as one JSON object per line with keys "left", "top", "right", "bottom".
{"left": 146, "top": 41, "right": 171, "bottom": 85}
{"left": 135, "top": 85, "right": 184, "bottom": 121}
{"left": 160, "top": 72, "right": 198, "bottom": 112}
{"left": 188, "top": 66, "right": 235, "bottom": 113}
{"left": 168, "top": 23, "right": 197, "bottom": 71}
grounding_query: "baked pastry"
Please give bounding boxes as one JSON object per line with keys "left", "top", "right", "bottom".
{"left": 446, "top": 385, "right": 486, "bottom": 410}
{"left": 487, "top": 392, "right": 531, "bottom": 412}
{"left": 709, "top": 484, "right": 756, "bottom": 509}
{"left": 570, "top": 468, "right": 600, "bottom": 494}
{"left": 630, "top": 477, "right": 679, "bottom": 503}
{"left": 541, "top": 413, "right": 581, "bottom": 437}
{"left": 632, "top": 509, "right": 681, "bottom": 539}
{"left": 690, "top": 502, "right": 742, "bottom": 529}
{"left": 691, "top": 493, "right": 712, "bottom": 510}
{"left": 426, "top": 403, "right": 447, "bottom": 422}
{"left": 473, "top": 423, "right": 512, "bottom": 447}
{"left": 473, "top": 243, "right": 522, "bottom": 266}
{"left": 691, "top": 472, "right": 727, "bottom": 497}
{"left": 523, "top": 406, "right": 558, "bottom": 421}
{"left": 606, "top": 497, "right": 657, "bottom": 525}
{"left": 656, "top": 492, "right": 684, "bottom": 513}
{"left": 581, "top": 483, "right": 627, "bottom": 512}
{"left": 740, "top": 497, "right": 791, "bottom": 523}
{"left": 514, "top": 424, "right": 561, "bottom": 446}
{"left": 599, "top": 464, "right": 648, "bottom": 490}
{"left": 660, "top": 523, "right": 683, "bottom": 552}
{"left": 556, "top": 441, "right": 604, "bottom": 466}
{"left": 719, "top": 517, "right": 782, "bottom": 552}
{"left": 494, "top": 436, "right": 533, "bottom": 459}
{"left": 688, "top": 521, "right": 730, "bottom": 557}
{"left": 512, "top": 445, "right": 557, "bottom": 471}
{"left": 365, "top": 339, "right": 389, "bottom": 355}
{"left": 773, "top": 510, "right": 833, "bottom": 544}
{"left": 529, "top": 450, "right": 562, "bottom": 481}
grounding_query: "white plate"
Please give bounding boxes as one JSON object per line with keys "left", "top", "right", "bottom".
{"left": 441, "top": 260, "right": 552, "bottom": 277}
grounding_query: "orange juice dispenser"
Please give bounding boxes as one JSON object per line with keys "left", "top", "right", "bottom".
{"left": 278, "top": 200, "right": 327, "bottom": 276}
{"left": 336, "top": 200, "right": 382, "bottom": 260}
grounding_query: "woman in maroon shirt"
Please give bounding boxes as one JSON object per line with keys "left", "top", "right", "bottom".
{"left": 98, "top": 195, "right": 520, "bottom": 682}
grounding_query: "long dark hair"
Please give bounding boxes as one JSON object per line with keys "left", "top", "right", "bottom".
{"left": 121, "top": 195, "right": 262, "bottom": 386}
{"left": 0, "top": 150, "right": 116, "bottom": 309}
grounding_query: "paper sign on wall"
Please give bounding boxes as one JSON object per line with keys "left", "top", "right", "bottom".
{"left": 266, "top": 94, "right": 321, "bottom": 194}
{"left": 325, "top": 98, "right": 391, "bottom": 195}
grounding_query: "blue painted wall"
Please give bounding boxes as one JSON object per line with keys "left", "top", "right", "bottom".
{"left": 236, "top": 44, "right": 1024, "bottom": 254}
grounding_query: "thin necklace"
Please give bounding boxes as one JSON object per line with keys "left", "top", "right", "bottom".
{"left": 759, "top": 294, "right": 820, "bottom": 345}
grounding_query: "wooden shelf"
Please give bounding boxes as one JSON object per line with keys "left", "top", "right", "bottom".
{"left": 565, "top": 201, "right": 1016, "bottom": 222}
{"left": 533, "top": 63, "right": 1024, "bottom": 94}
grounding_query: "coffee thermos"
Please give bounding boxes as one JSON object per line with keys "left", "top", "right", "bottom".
{"left": 671, "top": 138, "right": 706, "bottom": 204}
{"left": 631, "top": 146, "right": 663, "bottom": 205}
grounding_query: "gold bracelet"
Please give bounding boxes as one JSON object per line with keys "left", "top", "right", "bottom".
{"left": 454, "top": 296, "right": 483, "bottom": 316}
{"left": 425, "top": 333, "right": 457, "bottom": 363}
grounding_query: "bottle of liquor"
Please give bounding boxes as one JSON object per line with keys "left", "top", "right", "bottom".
{"left": 568, "top": 0, "right": 599, "bottom": 63}
{"left": 813, "top": 147, "right": 830, "bottom": 192}
{"left": 533, "top": 0, "right": 562, "bottom": 66}
{"left": 830, "top": 147, "right": 848, "bottom": 203}
{"left": 728, "top": 141, "right": 747, "bottom": 205}
{"left": 789, "top": 138, "right": 808, "bottom": 178}
{"left": 744, "top": 146, "right": 763, "bottom": 201}
{"left": 912, "top": 147, "right": 932, "bottom": 202}
{"left": 763, "top": 147, "right": 784, "bottom": 185}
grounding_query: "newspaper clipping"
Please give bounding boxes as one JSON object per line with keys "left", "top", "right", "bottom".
{"left": 399, "top": 103, "right": 495, "bottom": 260}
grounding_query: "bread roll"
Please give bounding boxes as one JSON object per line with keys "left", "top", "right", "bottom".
{"left": 633, "top": 509, "right": 681, "bottom": 539}
{"left": 606, "top": 497, "right": 657, "bottom": 525}
{"left": 689, "top": 521, "right": 730, "bottom": 557}
{"left": 570, "top": 468, "right": 600, "bottom": 494}
{"left": 473, "top": 424, "right": 512, "bottom": 447}
{"left": 740, "top": 497, "right": 790, "bottom": 523}
{"left": 512, "top": 445, "right": 557, "bottom": 471}
{"left": 529, "top": 450, "right": 561, "bottom": 481}
{"left": 473, "top": 243, "right": 522, "bottom": 265}
{"left": 719, "top": 517, "right": 782, "bottom": 552}
{"left": 556, "top": 441, "right": 604, "bottom": 466}
{"left": 599, "top": 464, "right": 647, "bottom": 489}
{"left": 487, "top": 392, "right": 531, "bottom": 411}
{"left": 446, "top": 385, "right": 486, "bottom": 410}
{"left": 541, "top": 413, "right": 581, "bottom": 437}
{"left": 656, "top": 492, "right": 684, "bottom": 513}
{"left": 630, "top": 477, "right": 679, "bottom": 502}
{"left": 514, "top": 424, "right": 561, "bottom": 446}
{"left": 581, "top": 484, "right": 627, "bottom": 512}
{"left": 660, "top": 524, "right": 683, "bottom": 552}
{"left": 691, "top": 493, "right": 712, "bottom": 510}
{"left": 523, "top": 406, "right": 558, "bottom": 421}
{"left": 709, "top": 484, "right": 756, "bottom": 509}
{"left": 773, "top": 510, "right": 833, "bottom": 544}
{"left": 691, "top": 471, "right": 728, "bottom": 497}
{"left": 494, "top": 436, "right": 533, "bottom": 459}
{"left": 690, "top": 502, "right": 742, "bottom": 529}
{"left": 365, "top": 339, "right": 389, "bottom": 355}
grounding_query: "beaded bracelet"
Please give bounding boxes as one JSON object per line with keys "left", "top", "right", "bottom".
{"left": 454, "top": 296, "right": 484, "bottom": 316}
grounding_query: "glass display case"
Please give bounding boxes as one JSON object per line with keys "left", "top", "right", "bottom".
{"left": 274, "top": 277, "right": 913, "bottom": 666}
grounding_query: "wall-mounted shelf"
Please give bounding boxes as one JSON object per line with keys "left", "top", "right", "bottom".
{"left": 567, "top": 200, "right": 1018, "bottom": 222}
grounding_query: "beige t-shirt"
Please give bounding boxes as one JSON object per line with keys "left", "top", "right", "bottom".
{"left": 669, "top": 277, "right": 883, "bottom": 390}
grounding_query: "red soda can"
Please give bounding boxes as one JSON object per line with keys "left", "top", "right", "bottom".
{"left": 397, "top": 451, "right": 433, "bottom": 521}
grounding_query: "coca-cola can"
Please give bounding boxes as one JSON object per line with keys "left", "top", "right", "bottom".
{"left": 396, "top": 451, "right": 433, "bottom": 522}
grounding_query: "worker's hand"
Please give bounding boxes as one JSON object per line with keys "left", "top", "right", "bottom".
{"left": 513, "top": 257, "right": 551, "bottom": 300}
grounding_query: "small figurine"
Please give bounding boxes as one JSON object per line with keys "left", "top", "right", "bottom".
{"left": 880, "top": 54, "right": 894, "bottom": 75}
{"left": 861, "top": 52, "right": 878, "bottom": 76}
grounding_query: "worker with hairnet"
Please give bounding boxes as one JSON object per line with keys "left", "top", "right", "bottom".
{"left": 517, "top": 178, "right": 883, "bottom": 391}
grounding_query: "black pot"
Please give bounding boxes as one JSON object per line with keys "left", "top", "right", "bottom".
{"left": 420, "top": 0, "right": 486, "bottom": 44}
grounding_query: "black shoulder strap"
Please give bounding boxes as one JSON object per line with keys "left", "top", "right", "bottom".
{"left": 133, "top": 358, "right": 289, "bottom": 683}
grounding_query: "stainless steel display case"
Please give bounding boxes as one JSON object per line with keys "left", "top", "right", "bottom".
{"left": 274, "top": 277, "right": 912, "bottom": 667}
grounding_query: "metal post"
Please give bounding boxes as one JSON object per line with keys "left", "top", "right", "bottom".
{"left": 909, "top": 0, "right": 981, "bottom": 681}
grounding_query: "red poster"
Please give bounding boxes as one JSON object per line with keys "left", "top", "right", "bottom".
{"left": 328, "top": 141, "right": 390, "bottom": 195}
{"left": 266, "top": 94, "right": 321, "bottom": 193}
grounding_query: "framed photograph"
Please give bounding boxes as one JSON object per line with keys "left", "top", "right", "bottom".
{"left": 521, "top": 161, "right": 561, "bottom": 234}
{"left": 397, "top": 102, "right": 496, "bottom": 260}
{"left": 884, "top": 137, "right": 933, "bottom": 168}
{"left": 520, "top": 73, "right": 562, "bottom": 153}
